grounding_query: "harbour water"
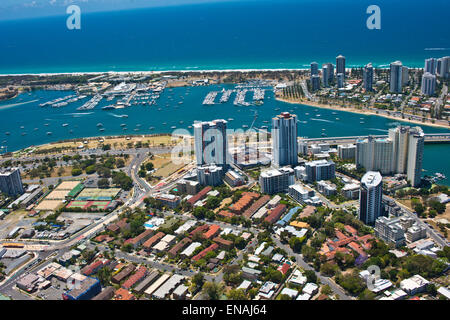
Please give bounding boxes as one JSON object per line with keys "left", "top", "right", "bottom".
{"left": 1, "top": 84, "right": 449, "bottom": 184}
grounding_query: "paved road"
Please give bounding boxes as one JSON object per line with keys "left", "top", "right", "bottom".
{"left": 271, "top": 235, "right": 352, "bottom": 300}
{"left": 387, "top": 195, "right": 449, "bottom": 248}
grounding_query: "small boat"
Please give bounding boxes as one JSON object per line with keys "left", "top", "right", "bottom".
{"left": 136, "top": 124, "right": 141, "bottom": 127}
{"left": 163, "top": 122, "right": 167, "bottom": 125}
{"left": 62, "top": 123, "right": 69, "bottom": 127}
{"left": 20, "top": 126, "right": 25, "bottom": 129}
{"left": 102, "top": 105, "right": 116, "bottom": 110}
{"left": 305, "top": 113, "right": 309, "bottom": 115}
{"left": 171, "top": 126, "right": 176, "bottom": 129}
{"left": 99, "top": 128, "right": 105, "bottom": 132}
{"left": 149, "top": 127, "right": 155, "bottom": 130}
{"left": 321, "top": 133, "right": 327, "bottom": 137}
{"left": 44, "top": 123, "right": 49, "bottom": 126}
{"left": 47, "top": 132, "right": 52, "bottom": 135}
{"left": 21, "top": 132, "right": 26, "bottom": 136}
{"left": 120, "top": 123, "right": 126, "bottom": 127}
{"left": 336, "top": 118, "right": 340, "bottom": 120}
{"left": 360, "top": 121, "right": 365, "bottom": 124}
{"left": 120, "top": 115, "right": 128, "bottom": 118}
{"left": 5, "top": 132, "right": 10, "bottom": 135}
{"left": 34, "top": 128, "right": 39, "bottom": 131}
{"left": 97, "top": 123, "right": 103, "bottom": 127}
{"left": 188, "top": 125, "right": 193, "bottom": 129}
{"left": 242, "top": 125, "right": 249, "bottom": 128}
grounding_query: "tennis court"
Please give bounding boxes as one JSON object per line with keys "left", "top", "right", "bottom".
{"left": 75, "top": 188, "right": 121, "bottom": 201}
{"left": 66, "top": 200, "right": 111, "bottom": 210}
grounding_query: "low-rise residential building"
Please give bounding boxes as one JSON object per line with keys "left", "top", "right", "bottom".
{"left": 400, "top": 275, "right": 430, "bottom": 295}
{"left": 317, "top": 180, "right": 337, "bottom": 196}
{"left": 374, "top": 216, "right": 406, "bottom": 247}
{"left": 154, "top": 194, "right": 181, "bottom": 209}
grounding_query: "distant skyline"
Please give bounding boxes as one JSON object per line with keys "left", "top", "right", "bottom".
{"left": 0, "top": 0, "right": 254, "bottom": 21}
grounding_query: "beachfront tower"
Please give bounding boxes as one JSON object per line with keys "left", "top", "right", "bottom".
{"left": 193, "top": 119, "right": 228, "bottom": 169}
{"left": 336, "top": 55, "right": 346, "bottom": 78}
{"left": 272, "top": 112, "right": 298, "bottom": 167}
{"left": 310, "top": 62, "right": 319, "bottom": 76}
{"left": 389, "top": 61, "right": 403, "bottom": 93}
{"left": 325, "top": 63, "right": 334, "bottom": 82}
{"left": 437, "top": 56, "right": 450, "bottom": 79}
{"left": 424, "top": 58, "right": 437, "bottom": 75}
{"left": 359, "top": 171, "right": 383, "bottom": 225}
{"left": 322, "top": 65, "right": 329, "bottom": 87}
{"left": 421, "top": 72, "right": 436, "bottom": 96}
{"left": 363, "top": 63, "right": 374, "bottom": 92}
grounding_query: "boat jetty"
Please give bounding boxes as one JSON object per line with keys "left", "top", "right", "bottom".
{"left": 77, "top": 94, "right": 102, "bottom": 111}
{"left": 202, "top": 91, "right": 219, "bottom": 105}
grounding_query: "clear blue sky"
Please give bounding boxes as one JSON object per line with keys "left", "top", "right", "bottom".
{"left": 0, "top": 0, "right": 253, "bottom": 21}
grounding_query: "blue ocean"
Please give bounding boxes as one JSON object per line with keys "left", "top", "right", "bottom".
{"left": 0, "top": 0, "right": 449, "bottom": 74}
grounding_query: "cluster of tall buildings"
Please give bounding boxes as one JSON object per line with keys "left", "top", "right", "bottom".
{"left": 424, "top": 56, "right": 450, "bottom": 78}
{"left": 421, "top": 56, "right": 449, "bottom": 96}
{"left": 389, "top": 61, "right": 409, "bottom": 93}
{"left": 310, "top": 54, "right": 346, "bottom": 91}
{"left": 356, "top": 126, "right": 424, "bottom": 187}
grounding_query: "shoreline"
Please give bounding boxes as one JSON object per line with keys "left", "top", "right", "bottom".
{"left": 276, "top": 97, "right": 450, "bottom": 130}
{"left": 0, "top": 66, "right": 405, "bottom": 77}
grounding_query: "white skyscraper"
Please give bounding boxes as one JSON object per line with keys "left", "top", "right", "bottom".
{"left": 388, "top": 126, "right": 424, "bottom": 187}
{"left": 437, "top": 56, "right": 450, "bottom": 78}
{"left": 363, "top": 63, "right": 374, "bottom": 92}
{"left": 424, "top": 58, "right": 437, "bottom": 75}
{"left": 356, "top": 136, "right": 394, "bottom": 175}
{"left": 193, "top": 119, "right": 228, "bottom": 168}
{"left": 390, "top": 61, "right": 403, "bottom": 93}
{"left": 421, "top": 72, "right": 436, "bottom": 96}
{"left": 359, "top": 171, "right": 383, "bottom": 225}
{"left": 272, "top": 112, "right": 298, "bottom": 167}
